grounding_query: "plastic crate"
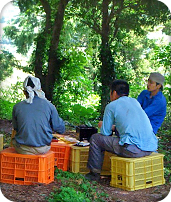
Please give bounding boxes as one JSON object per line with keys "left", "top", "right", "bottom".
{"left": 50, "top": 142, "right": 71, "bottom": 171}
{"left": 0, "top": 147, "right": 54, "bottom": 185}
{"left": 110, "top": 152, "right": 165, "bottom": 191}
{"left": 69, "top": 145, "right": 116, "bottom": 175}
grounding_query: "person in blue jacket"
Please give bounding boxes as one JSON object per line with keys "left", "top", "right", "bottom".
{"left": 85, "top": 80, "right": 158, "bottom": 182}
{"left": 12, "top": 76, "right": 65, "bottom": 155}
{"left": 137, "top": 72, "right": 167, "bottom": 134}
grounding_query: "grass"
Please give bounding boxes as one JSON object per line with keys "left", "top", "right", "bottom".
{"left": 0, "top": 98, "right": 15, "bottom": 120}
{"left": 47, "top": 168, "right": 108, "bottom": 202}
{"left": 157, "top": 108, "right": 171, "bottom": 183}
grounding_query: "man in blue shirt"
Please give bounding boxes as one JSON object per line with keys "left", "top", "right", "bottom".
{"left": 137, "top": 72, "right": 167, "bottom": 134}
{"left": 85, "top": 80, "right": 158, "bottom": 181}
{"left": 12, "top": 76, "right": 65, "bottom": 155}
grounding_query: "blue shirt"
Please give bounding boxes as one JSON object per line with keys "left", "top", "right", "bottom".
{"left": 137, "top": 90, "right": 166, "bottom": 134}
{"left": 101, "top": 96, "right": 158, "bottom": 152}
{"left": 12, "top": 96, "right": 65, "bottom": 147}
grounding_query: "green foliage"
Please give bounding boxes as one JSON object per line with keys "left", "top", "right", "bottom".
{"left": 153, "top": 43, "right": 171, "bottom": 102}
{"left": 48, "top": 187, "right": 90, "bottom": 202}
{"left": 0, "top": 81, "right": 25, "bottom": 103}
{"left": 0, "top": 51, "right": 17, "bottom": 81}
{"left": 4, "top": 1, "right": 40, "bottom": 56}
{"left": 0, "top": 81, "right": 24, "bottom": 120}
{"left": 72, "top": 0, "right": 170, "bottom": 115}
{"left": 53, "top": 71, "right": 100, "bottom": 126}
{"left": 52, "top": 47, "right": 100, "bottom": 126}
{"left": 3, "top": 0, "right": 171, "bottom": 116}
{"left": 47, "top": 168, "right": 108, "bottom": 202}
{"left": 0, "top": 99, "right": 15, "bottom": 120}
{"left": 68, "top": 104, "right": 99, "bottom": 127}
{"left": 113, "top": 31, "right": 158, "bottom": 82}
{"left": 162, "top": 21, "right": 171, "bottom": 35}
{"left": 55, "top": 99, "right": 100, "bottom": 127}
{"left": 154, "top": 43, "right": 171, "bottom": 69}
{"left": 129, "top": 81, "right": 145, "bottom": 99}
{"left": 157, "top": 104, "right": 171, "bottom": 182}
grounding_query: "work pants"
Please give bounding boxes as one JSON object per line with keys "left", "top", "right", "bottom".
{"left": 87, "top": 133, "right": 152, "bottom": 173}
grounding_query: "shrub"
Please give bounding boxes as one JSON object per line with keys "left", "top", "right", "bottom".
{"left": 0, "top": 99, "right": 15, "bottom": 120}
{"left": 47, "top": 168, "right": 108, "bottom": 202}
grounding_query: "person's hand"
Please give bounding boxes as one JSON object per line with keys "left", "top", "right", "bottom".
{"left": 98, "top": 121, "right": 103, "bottom": 128}
{"left": 98, "top": 121, "right": 115, "bottom": 131}
{"left": 112, "top": 125, "right": 115, "bottom": 131}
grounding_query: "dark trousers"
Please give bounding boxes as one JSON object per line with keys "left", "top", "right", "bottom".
{"left": 87, "top": 133, "right": 152, "bottom": 173}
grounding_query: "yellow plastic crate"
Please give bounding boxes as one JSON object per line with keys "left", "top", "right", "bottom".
{"left": 69, "top": 145, "right": 116, "bottom": 175}
{"left": 110, "top": 152, "right": 165, "bottom": 191}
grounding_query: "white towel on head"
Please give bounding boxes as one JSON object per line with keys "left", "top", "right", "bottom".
{"left": 23, "top": 76, "right": 46, "bottom": 104}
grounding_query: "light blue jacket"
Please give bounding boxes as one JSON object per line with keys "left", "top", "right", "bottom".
{"left": 101, "top": 96, "right": 158, "bottom": 152}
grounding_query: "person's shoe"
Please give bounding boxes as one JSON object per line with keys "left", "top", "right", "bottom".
{"left": 85, "top": 171, "right": 100, "bottom": 182}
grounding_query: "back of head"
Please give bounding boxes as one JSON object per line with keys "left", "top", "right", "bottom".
{"left": 111, "top": 80, "right": 129, "bottom": 97}
{"left": 27, "top": 77, "right": 35, "bottom": 89}
{"left": 23, "top": 76, "right": 41, "bottom": 91}
{"left": 23, "top": 76, "right": 46, "bottom": 104}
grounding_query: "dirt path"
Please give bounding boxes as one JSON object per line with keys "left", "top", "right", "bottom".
{"left": 0, "top": 178, "right": 170, "bottom": 202}
{"left": 0, "top": 119, "right": 13, "bottom": 135}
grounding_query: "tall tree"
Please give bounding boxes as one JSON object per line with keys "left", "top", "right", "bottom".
{"left": 3, "top": 0, "right": 170, "bottom": 115}
{"left": 73, "top": 0, "right": 170, "bottom": 115}
{"left": 39, "top": 0, "right": 69, "bottom": 100}
{"left": 4, "top": 0, "right": 69, "bottom": 100}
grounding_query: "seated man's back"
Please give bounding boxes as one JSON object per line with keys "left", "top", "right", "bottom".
{"left": 12, "top": 76, "right": 65, "bottom": 154}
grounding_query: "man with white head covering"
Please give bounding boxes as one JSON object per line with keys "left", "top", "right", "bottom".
{"left": 23, "top": 76, "right": 46, "bottom": 104}
{"left": 137, "top": 72, "right": 167, "bottom": 134}
{"left": 12, "top": 76, "right": 65, "bottom": 154}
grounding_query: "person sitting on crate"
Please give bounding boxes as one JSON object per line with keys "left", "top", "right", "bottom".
{"left": 85, "top": 79, "right": 158, "bottom": 181}
{"left": 137, "top": 72, "right": 166, "bottom": 134}
{"left": 12, "top": 76, "right": 65, "bottom": 155}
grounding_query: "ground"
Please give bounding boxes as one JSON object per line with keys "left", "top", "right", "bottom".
{"left": 0, "top": 119, "right": 171, "bottom": 202}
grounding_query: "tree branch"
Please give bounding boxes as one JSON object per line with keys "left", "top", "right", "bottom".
{"left": 39, "top": 0, "right": 51, "bottom": 31}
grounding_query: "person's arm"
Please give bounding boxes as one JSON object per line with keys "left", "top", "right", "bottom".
{"left": 12, "top": 106, "right": 18, "bottom": 131}
{"left": 143, "top": 99, "right": 164, "bottom": 118}
{"left": 98, "top": 121, "right": 115, "bottom": 131}
{"left": 98, "top": 121, "right": 103, "bottom": 128}
{"left": 50, "top": 104, "right": 65, "bottom": 134}
{"left": 100, "top": 105, "right": 115, "bottom": 136}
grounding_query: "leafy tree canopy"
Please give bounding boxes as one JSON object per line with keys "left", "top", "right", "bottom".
{"left": 0, "top": 50, "right": 19, "bottom": 81}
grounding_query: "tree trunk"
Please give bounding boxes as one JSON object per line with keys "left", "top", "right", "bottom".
{"left": 34, "top": 0, "right": 69, "bottom": 101}
{"left": 34, "top": 34, "right": 47, "bottom": 89}
{"left": 100, "top": 41, "right": 115, "bottom": 117}
{"left": 100, "top": 0, "right": 115, "bottom": 117}
{"left": 45, "top": 0, "right": 69, "bottom": 101}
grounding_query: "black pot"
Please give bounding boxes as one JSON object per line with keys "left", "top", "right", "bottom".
{"left": 76, "top": 126, "right": 98, "bottom": 142}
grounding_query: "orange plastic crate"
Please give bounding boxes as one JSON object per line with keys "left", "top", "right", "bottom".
{"left": 0, "top": 147, "right": 54, "bottom": 185}
{"left": 50, "top": 142, "right": 71, "bottom": 171}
